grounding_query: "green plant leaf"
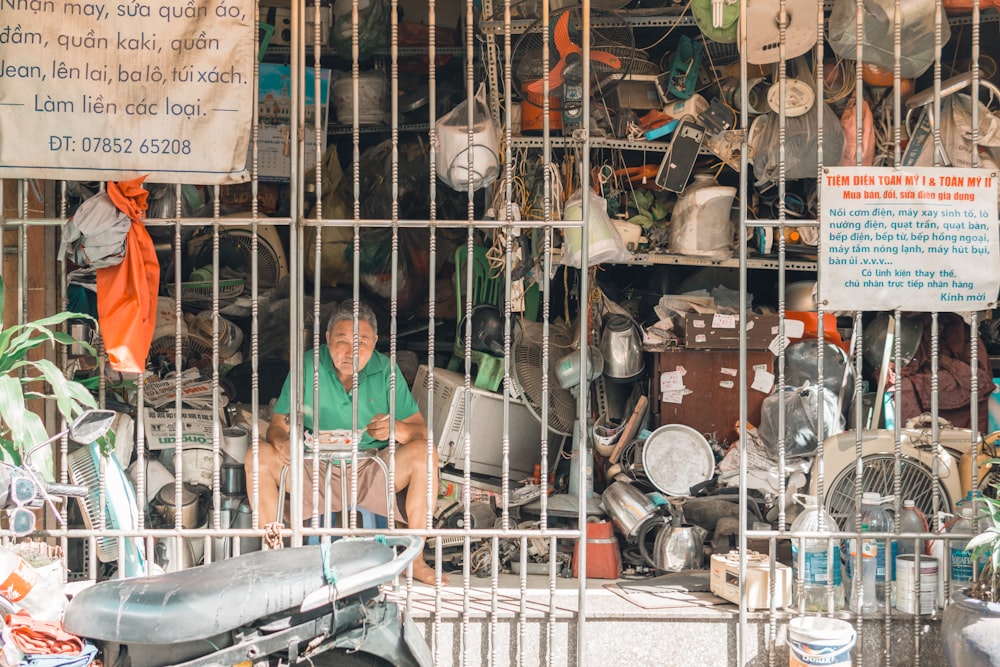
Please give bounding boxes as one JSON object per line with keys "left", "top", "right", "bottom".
{"left": 967, "top": 528, "right": 999, "bottom": 557}
{"left": 26, "top": 358, "right": 96, "bottom": 421}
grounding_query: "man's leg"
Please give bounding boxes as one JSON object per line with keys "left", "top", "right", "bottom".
{"left": 391, "top": 439, "right": 448, "bottom": 585}
{"left": 244, "top": 440, "right": 286, "bottom": 527}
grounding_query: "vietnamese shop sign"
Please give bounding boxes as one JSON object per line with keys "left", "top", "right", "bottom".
{"left": 820, "top": 166, "right": 1000, "bottom": 312}
{"left": 0, "top": 0, "right": 254, "bottom": 183}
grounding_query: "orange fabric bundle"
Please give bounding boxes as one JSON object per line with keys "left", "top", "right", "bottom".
{"left": 5, "top": 611, "right": 85, "bottom": 655}
{"left": 94, "top": 177, "right": 160, "bottom": 374}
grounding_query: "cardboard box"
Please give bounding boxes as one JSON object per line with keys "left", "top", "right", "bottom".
{"left": 684, "top": 313, "right": 779, "bottom": 350}
{"left": 710, "top": 551, "right": 791, "bottom": 609}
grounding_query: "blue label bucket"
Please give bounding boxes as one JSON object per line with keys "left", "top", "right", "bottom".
{"left": 788, "top": 616, "right": 856, "bottom": 667}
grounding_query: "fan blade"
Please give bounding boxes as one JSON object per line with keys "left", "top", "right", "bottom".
{"left": 553, "top": 11, "right": 573, "bottom": 58}
{"left": 590, "top": 49, "right": 621, "bottom": 69}
{"left": 524, "top": 60, "right": 567, "bottom": 94}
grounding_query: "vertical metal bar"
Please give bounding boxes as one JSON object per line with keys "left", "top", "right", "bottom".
{"left": 287, "top": 0, "right": 304, "bottom": 547}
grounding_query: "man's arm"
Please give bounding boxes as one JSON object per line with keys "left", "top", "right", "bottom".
{"left": 366, "top": 411, "right": 427, "bottom": 446}
{"left": 265, "top": 411, "right": 292, "bottom": 466}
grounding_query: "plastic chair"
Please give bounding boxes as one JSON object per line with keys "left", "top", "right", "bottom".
{"left": 447, "top": 245, "right": 505, "bottom": 391}
{"left": 276, "top": 446, "right": 392, "bottom": 530}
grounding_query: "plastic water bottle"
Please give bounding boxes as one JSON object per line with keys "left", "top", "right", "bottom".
{"left": 0, "top": 549, "right": 66, "bottom": 621}
{"left": 897, "top": 500, "right": 928, "bottom": 556}
{"left": 947, "top": 507, "right": 976, "bottom": 589}
{"left": 847, "top": 493, "right": 895, "bottom": 613}
{"left": 790, "top": 494, "right": 845, "bottom": 611}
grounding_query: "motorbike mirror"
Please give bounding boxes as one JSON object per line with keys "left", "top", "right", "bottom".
{"left": 70, "top": 410, "right": 117, "bottom": 444}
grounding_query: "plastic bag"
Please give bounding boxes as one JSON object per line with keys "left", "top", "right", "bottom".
{"left": 751, "top": 103, "right": 845, "bottom": 186}
{"left": 304, "top": 145, "right": 353, "bottom": 287}
{"left": 435, "top": 83, "right": 501, "bottom": 192}
{"left": 561, "top": 190, "right": 632, "bottom": 268}
{"left": 903, "top": 93, "right": 1000, "bottom": 172}
{"left": 332, "top": 0, "right": 388, "bottom": 61}
{"left": 840, "top": 96, "right": 875, "bottom": 166}
{"left": 759, "top": 384, "right": 845, "bottom": 459}
{"left": 827, "top": 0, "right": 951, "bottom": 79}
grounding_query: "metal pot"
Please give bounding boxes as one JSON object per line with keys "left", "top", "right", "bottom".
{"left": 601, "top": 480, "right": 659, "bottom": 541}
{"left": 220, "top": 463, "right": 246, "bottom": 496}
{"left": 153, "top": 484, "right": 202, "bottom": 529}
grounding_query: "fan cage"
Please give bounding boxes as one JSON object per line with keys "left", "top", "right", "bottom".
{"left": 512, "top": 322, "right": 577, "bottom": 436}
{"left": 219, "top": 229, "right": 283, "bottom": 289}
{"left": 67, "top": 446, "right": 119, "bottom": 563}
{"left": 166, "top": 279, "right": 245, "bottom": 311}
{"left": 824, "top": 453, "right": 952, "bottom": 531}
{"left": 510, "top": 7, "right": 636, "bottom": 111}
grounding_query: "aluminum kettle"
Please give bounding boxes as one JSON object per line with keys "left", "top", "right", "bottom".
{"left": 639, "top": 506, "right": 707, "bottom": 572}
{"left": 601, "top": 480, "right": 659, "bottom": 541}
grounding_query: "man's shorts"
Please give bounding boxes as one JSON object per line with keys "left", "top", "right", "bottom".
{"left": 295, "top": 449, "right": 403, "bottom": 522}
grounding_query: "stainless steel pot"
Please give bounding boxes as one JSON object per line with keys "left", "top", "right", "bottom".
{"left": 153, "top": 484, "right": 202, "bottom": 529}
{"left": 601, "top": 480, "right": 659, "bottom": 541}
{"left": 221, "top": 462, "right": 246, "bottom": 496}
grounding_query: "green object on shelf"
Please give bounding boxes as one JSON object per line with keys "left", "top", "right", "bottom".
{"left": 667, "top": 35, "right": 703, "bottom": 100}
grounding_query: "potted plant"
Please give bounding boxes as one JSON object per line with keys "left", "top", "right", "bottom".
{"left": 941, "top": 471, "right": 1000, "bottom": 667}
{"left": 0, "top": 275, "right": 97, "bottom": 480}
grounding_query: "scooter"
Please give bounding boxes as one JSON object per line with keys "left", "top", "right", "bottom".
{"left": 54, "top": 416, "right": 430, "bottom": 667}
{"left": 0, "top": 409, "right": 115, "bottom": 537}
{"left": 63, "top": 534, "right": 432, "bottom": 667}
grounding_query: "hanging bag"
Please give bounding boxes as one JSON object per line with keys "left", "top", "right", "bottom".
{"left": 435, "top": 84, "right": 501, "bottom": 193}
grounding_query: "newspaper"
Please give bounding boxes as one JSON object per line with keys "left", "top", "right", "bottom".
{"left": 143, "top": 408, "right": 218, "bottom": 451}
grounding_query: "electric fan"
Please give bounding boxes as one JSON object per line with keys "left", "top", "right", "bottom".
{"left": 68, "top": 432, "right": 147, "bottom": 577}
{"left": 510, "top": 6, "right": 636, "bottom": 124}
{"left": 218, "top": 225, "right": 289, "bottom": 290}
{"left": 512, "top": 321, "right": 602, "bottom": 517}
{"left": 511, "top": 320, "right": 577, "bottom": 437}
{"left": 824, "top": 454, "right": 951, "bottom": 531}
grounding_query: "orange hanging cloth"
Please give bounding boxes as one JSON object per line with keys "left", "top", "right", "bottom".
{"left": 95, "top": 176, "right": 160, "bottom": 374}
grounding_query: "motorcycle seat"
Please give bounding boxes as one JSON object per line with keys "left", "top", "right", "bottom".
{"left": 63, "top": 540, "right": 394, "bottom": 643}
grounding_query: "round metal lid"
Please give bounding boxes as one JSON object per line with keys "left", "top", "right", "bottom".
{"left": 641, "top": 424, "right": 715, "bottom": 496}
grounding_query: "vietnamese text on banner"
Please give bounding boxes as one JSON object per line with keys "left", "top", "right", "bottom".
{"left": 0, "top": 0, "right": 255, "bottom": 184}
{"left": 820, "top": 166, "right": 1000, "bottom": 312}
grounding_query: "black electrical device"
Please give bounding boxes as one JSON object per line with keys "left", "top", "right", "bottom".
{"left": 655, "top": 119, "right": 705, "bottom": 193}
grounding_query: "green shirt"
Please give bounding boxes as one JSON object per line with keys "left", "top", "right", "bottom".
{"left": 273, "top": 346, "right": 419, "bottom": 450}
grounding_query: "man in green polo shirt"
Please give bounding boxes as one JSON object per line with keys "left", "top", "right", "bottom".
{"left": 246, "top": 299, "right": 444, "bottom": 585}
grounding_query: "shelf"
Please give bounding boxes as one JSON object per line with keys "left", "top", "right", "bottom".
{"left": 327, "top": 122, "right": 430, "bottom": 135}
{"left": 508, "top": 135, "right": 673, "bottom": 152}
{"left": 266, "top": 46, "right": 467, "bottom": 58}
{"left": 481, "top": 9, "right": 697, "bottom": 35}
{"left": 625, "top": 252, "right": 817, "bottom": 271}
{"left": 480, "top": 4, "right": 998, "bottom": 36}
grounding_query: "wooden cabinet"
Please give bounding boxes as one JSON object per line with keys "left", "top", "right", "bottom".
{"left": 650, "top": 348, "right": 773, "bottom": 445}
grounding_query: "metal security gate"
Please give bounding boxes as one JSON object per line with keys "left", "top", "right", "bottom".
{"left": 2, "top": 1, "right": 1000, "bottom": 666}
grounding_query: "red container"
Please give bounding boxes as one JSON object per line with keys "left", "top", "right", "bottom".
{"left": 572, "top": 520, "right": 622, "bottom": 579}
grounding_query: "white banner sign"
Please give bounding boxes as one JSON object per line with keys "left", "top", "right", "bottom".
{"left": 820, "top": 167, "right": 1000, "bottom": 311}
{"left": 0, "top": 0, "right": 254, "bottom": 183}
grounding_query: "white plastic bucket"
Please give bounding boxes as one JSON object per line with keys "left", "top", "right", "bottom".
{"left": 788, "top": 616, "right": 856, "bottom": 667}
